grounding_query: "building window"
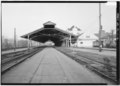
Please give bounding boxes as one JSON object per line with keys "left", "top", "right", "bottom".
{"left": 44, "top": 25, "right": 54, "bottom": 28}
{"left": 80, "top": 42, "right": 83, "bottom": 44}
{"left": 86, "top": 36, "right": 90, "bottom": 38}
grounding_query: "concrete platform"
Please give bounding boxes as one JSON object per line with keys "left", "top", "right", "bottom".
{"left": 2, "top": 47, "right": 113, "bottom": 84}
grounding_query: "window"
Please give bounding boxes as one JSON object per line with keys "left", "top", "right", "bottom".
{"left": 86, "top": 36, "right": 90, "bottom": 38}
{"left": 44, "top": 25, "right": 55, "bottom": 28}
{"left": 80, "top": 42, "right": 83, "bottom": 44}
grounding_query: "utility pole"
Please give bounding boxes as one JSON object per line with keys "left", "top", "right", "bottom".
{"left": 111, "top": 29, "right": 114, "bottom": 45}
{"left": 99, "top": 3, "right": 102, "bottom": 52}
{"left": 14, "top": 28, "right": 16, "bottom": 52}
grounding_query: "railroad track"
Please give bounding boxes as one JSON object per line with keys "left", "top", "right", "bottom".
{"left": 1, "top": 47, "right": 44, "bottom": 74}
{"left": 55, "top": 47, "right": 117, "bottom": 84}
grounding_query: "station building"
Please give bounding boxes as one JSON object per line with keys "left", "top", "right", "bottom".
{"left": 67, "top": 26, "right": 98, "bottom": 47}
{"left": 76, "top": 32, "right": 98, "bottom": 47}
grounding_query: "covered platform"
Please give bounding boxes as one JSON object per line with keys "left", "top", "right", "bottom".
{"left": 21, "top": 21, "right": 77, "bottom": 47}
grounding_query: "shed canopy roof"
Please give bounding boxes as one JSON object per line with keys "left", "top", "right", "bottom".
{"left": 21, "top": 21, "right": 77, "bottom": 46}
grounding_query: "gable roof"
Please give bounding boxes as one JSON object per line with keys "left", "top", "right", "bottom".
{"left": 78, "top": 32, "right": 98, "bottom": 40}
{"left": 21, "top": 27, "right": 77, "bottom": 39}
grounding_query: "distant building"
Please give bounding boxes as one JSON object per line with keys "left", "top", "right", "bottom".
{"left": 95, "top": 30, "right": 116, "bottom": 48}
{"left": 76, "top": 32, "right": 98, "bottom": 47}
{"left": 44, "top": 40, "right": 55, "bottom": 46}
{"left": 67, "top": 26, "right": 99, "bottom": 47}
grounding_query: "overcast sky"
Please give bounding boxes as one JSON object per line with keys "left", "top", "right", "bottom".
{"left": 2, "top": 2, "right": 116, "bottom": 39}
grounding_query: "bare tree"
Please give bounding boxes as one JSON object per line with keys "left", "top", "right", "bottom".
{"left": 2, "top": 36, "right": 10, "bottom": 50}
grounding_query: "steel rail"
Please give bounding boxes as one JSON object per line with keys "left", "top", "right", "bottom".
{"left": 55, "top": 47, "right": 117, "bottom": 84}
{"left": 1, "top": 47, "right": 44, "bottom": 74}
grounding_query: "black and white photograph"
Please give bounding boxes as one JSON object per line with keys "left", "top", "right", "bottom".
{"left": 1, "top": 1, "right": 119, "bottom": 85}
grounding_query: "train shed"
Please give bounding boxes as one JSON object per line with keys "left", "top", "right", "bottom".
{"left": 21, "top": 21, "right": 77, "bottom": 47}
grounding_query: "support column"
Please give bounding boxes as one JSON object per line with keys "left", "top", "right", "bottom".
{"left": 30, "top": 38, "right": 32, "bottom": 49}
{"left": 67, "top": 40, "right": 69, "bottom": 47}
{"left": 29, "top": 38, "right": 31, "bottom": 49}
{"left": 36, "top": 42, "right": 37, "bottom": 47}
{"left": 68, "top": 40, "right": 70, "bottom": 47}
{"left": 65, "top": 39, "right": 67, "bottom": 47}
{"left": 27, "top": 35, "right": 29, "bottom": 50}
{"left": 37, "top": 42, "right": 39, "bottom": 47}
{"left": 70, "top": 35, "right": 71, "bottom": 47}
{"left": 66, "top": 40, "right": 68, "bottom": 47}
{"left": 31, "top": 40, "right": 32, "bottom": 48}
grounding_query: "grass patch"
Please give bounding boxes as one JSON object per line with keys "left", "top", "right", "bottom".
{"left": 56, "top": 47, "right": 117, "bottom": 83}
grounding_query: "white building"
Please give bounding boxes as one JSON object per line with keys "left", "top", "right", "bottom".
{"left": 76, "top": 32, "right": 98, "bottom": 47}
{"left": 67, "top": 26, "right": 98, "bottom": 47}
